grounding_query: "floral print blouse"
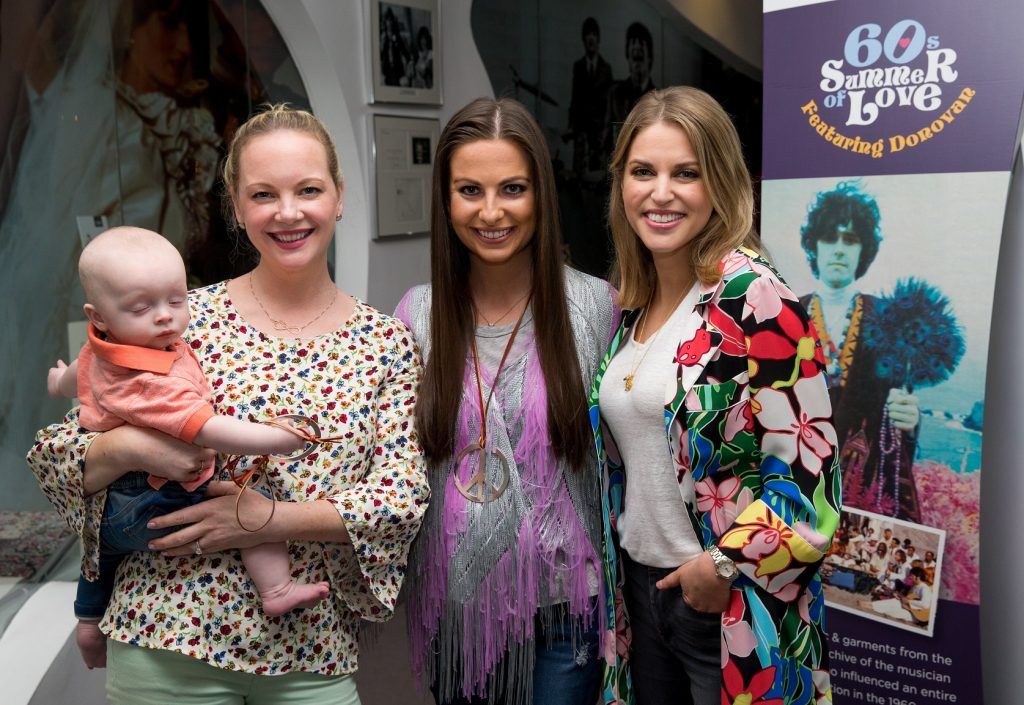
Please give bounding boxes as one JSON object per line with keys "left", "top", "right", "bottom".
{"left": 27, "top": 282, "right": 428, "bottom": 675}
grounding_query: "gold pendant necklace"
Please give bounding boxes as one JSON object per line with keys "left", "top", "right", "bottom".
{"left": 623, "top": 286, "right": 689, "bottom": 392}
{"left": 249, "top": 274, "right": 339, "bottom": 336}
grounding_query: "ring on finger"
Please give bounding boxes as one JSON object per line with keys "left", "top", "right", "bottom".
{"left": 194, "top": 540, "right": 203, "bottom": 556}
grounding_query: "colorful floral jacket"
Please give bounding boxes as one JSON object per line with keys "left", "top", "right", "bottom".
{"left": 589, "top": 249, "right": 841, "bottom": 705}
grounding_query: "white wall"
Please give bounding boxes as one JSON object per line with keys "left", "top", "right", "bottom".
{"left": 265, "top": 0, "right": 493, "bottom": 315}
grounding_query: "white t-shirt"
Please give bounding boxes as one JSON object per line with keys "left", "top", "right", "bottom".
{"left": 599, "top": 286, "right": 704, "bottom": 569}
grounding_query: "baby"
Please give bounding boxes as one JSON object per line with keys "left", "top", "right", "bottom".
{"left": 49, "top": 227, "right": 329, "bottom": 669}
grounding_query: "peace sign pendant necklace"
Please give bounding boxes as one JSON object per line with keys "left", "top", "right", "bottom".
{"left": 453, "top": 296, "right": 531, "bottom": 503}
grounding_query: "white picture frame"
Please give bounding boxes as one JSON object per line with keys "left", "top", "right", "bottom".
{"left": 371, "top": 114, "right": 440, "bottom": 238}
{"left": 369, "top": 0, "right": 442, "bottom": 105}
{"left": 822, "top": 506, "right": 946, "bottom": 637}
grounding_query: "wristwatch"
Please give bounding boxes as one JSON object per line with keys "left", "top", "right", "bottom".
{"left": 708, "top": 546, "right": 739, "bottom": 581}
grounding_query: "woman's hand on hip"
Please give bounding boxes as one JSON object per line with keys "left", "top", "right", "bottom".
{"left": 146, "top": 481, "right": 276, "bottom": 555}
{"left": 656, "top": 551, "right": 732, "bottom": 613}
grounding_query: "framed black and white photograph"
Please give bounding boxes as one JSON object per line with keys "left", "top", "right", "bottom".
{"left": 371, "top": 114, "right": 439, "bottom": 238}
{"left": 369, "top": 0, "right": 441, "bottom": 105}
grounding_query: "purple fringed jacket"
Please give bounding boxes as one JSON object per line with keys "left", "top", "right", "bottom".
{"left": 396, "top": 267, "right": 619, "bottom": 705}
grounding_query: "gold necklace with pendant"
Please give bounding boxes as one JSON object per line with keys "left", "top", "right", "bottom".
{"left": 623, "top": 287, "right": 688, "bottom": 392}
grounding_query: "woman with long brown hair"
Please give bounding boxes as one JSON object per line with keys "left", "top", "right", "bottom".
{"left": 591, "top": 86, "right": 840, "bottom": 705}
{"left": 396, "top": 97, "right": 618, "bottom": 705}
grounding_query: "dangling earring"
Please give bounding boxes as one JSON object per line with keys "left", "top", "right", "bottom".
{"left": 336, "top": 214, "right": 342, "bottom": 221}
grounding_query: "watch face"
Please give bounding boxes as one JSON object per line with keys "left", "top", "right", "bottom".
{"left": 712, "top": 550, "right": 738, "bottom": 579}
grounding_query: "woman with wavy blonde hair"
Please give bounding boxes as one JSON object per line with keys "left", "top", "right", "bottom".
{"left": 591, "top": 86, "right": 840, "bottom": 704}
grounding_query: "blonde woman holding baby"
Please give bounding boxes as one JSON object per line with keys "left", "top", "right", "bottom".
{"left": 29, "top": 105, "right": 427, "bottom": 704}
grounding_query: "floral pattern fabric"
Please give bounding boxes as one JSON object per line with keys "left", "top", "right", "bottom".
{"left": 26, "top": 282, "right": 428, "bottom": 675}
{"left": 589, "top": 249, "right": 841, "bottom": 705}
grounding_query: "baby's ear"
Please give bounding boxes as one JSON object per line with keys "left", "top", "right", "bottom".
{"left": 83, "top": 303, "right": 107, "bottom": 332}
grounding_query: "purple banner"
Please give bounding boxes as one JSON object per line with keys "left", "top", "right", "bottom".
{"left": 828, "top": 602, "right": 981, "bottom": 704}
{"left": 764, "top": 0, "right": 1024, "bottom": 178}
{"left": 762, "top": 2, "right": 1024, "bottom": 703}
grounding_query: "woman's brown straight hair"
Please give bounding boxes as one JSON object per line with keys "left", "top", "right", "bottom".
{"left": 417, "top": 97, "right": 590, "bottom": 469}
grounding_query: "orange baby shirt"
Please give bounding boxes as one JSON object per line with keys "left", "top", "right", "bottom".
{"left": 77, "top": 324, "right": 216, "bottom": 491}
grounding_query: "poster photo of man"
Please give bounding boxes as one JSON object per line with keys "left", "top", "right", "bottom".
{"left": 763, "top": 171, "right": 1006, "bottom": 607}
{"left": 796, "top": 182, "right": 924, "bottom": 521}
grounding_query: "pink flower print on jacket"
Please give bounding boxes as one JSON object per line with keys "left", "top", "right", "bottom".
{"left": 721, "top": 591, "right": 757, "bottom": 665}
{"left": 723, "top": 399, "right": 753, "bottom": 442}
{"left": 753, "top": 376, "right": 837, "bottom": 477}
{"left": 744, "top": 270, "right": 799, "bottom": 324}
{"left": 695, "top": 475, "right": 754, "bottom": 536}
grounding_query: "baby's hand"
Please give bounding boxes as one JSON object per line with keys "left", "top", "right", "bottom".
{"left": 265, "top": 424, "right": 308, "bottom": 456}
{"left": 47, "top": 360, "right": 71, "bottom": 399}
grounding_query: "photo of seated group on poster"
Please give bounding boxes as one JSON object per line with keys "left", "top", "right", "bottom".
{"left": 823, "top": 506, "right": 945, "bottom": 637}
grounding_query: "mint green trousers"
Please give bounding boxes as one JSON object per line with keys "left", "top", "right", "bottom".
{"left": 107, "top": 640, "right": 361, "bottom": 705}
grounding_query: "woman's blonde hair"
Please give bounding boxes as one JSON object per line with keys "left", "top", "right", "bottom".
{"left": 608, "top": 86, "right": 760, "bottom": 308}
{"left": 222, "top": 103, "right": 343, "bottom": 228}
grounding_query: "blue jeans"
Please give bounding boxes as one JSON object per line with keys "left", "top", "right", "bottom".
{"left": 431, "top": 599, "right": 601, "bottom": 705}
{"left": 621, "top": 552, "right": 721, "bottom": 705}
{"left": 74, "top": 472, "right": 208, "bottom": 620}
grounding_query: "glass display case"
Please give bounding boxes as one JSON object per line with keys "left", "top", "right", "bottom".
{"left": 0, "top": 0, "right": 309, "bottom": 644}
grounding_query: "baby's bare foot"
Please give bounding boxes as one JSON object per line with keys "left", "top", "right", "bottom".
{"left": 76, "top": 620, "right": 107, "bottom": 669}
{"left": 261, "top": 581, "right": 330, "bottom": 617}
